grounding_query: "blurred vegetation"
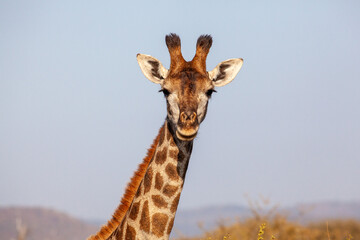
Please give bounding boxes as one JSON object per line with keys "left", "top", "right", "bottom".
{"left": 176, "top": 216, "right": 359, "bottom": 240}
{"left": 176, "top": 197, "right": 360, "bottom": 240}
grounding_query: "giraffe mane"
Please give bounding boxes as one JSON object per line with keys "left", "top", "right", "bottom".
{"left": 87, "top": 125, "right": 164, "bottom": 240}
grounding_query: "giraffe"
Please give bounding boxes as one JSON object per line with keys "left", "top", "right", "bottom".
{"left": 87, "top": 34, "right": 243, "bottom": 240}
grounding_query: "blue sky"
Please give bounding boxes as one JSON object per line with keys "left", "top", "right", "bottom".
{"left": 1, "top": 0, "right": 359, "bottom": 221}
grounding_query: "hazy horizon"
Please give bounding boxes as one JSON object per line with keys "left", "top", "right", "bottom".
{"left": 1, "top": 0, "right": 359, "bottom": 221}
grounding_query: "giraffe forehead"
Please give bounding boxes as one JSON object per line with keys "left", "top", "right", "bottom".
{"left": 164, "top": 68, "right": 211, "bottom": 93}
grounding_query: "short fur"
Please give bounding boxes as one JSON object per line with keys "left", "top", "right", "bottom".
{"left": 87, "top": 125, "right": 164, "bottom": 240}
{"left": 166, "top": 33, "right": 186, "bottom": 73}
{"left": 88, "top": 34, "right": 243, "bottom": 240}
{"left": 165, "top": 33, "right": 181, "bottom": 49}
{"left": 191, "top": 35, "right": 213, "bottom": 74}
{"left": 196, "top": 35, "right": 213, "bottom": 51}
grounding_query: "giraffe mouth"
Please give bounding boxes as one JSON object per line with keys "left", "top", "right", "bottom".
{"left": 176, "top": 128, "right": 198, "bottom": 141}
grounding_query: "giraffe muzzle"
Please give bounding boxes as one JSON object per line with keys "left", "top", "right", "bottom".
{"left": 180, "top": 111, "right": 197, "bottom": 124}
{"left": 176, "top": 111, "right": 199, "bottom": 141}
{"left": 176, "top": 128, "right": 198, "bottom": 141}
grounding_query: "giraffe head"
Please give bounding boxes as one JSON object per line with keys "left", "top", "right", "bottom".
{"left": 137, "top": 34, "right": 243, "bottom": 141}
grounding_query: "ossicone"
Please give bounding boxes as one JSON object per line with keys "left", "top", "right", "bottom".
{"left": 165, "top": 33, "right": 181, "bottom": 49}
{"left": 165, "top": 33, "right": 185, "bottom": 72}
{"left": 196, "top": 34, "right": 213, "bottom": 52}
{"left": 191, "top": 34, "right": 213, "bottom": 72}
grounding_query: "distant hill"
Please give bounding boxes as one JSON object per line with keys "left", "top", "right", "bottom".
{"left": 1, "top": 201, "right": 359, "bottom": 239}
{"left": 172, "top": 205, "right": 251, "bottom": 237}
{"left": 0, "top": 207, "right": 98, "bottom": 240}
{"left": 285, "top": 201, "right": 360, "bottom": 222}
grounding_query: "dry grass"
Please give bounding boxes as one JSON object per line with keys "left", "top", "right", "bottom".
{"left": 15, "top": 218, "right": 28, "bottom": 240}
{"left": 176, "top": 198, "right": 360, "bottom": 240}
{"left": 176, "top": 216, "right": 360, "bottom": 240}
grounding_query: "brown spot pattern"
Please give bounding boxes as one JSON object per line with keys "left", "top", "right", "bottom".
{"left": 167, "top": 217, "right": 175, "bottom": 235}
{"left": 158, "top": 126, "right": 165, "bottom": 146}
{"left": 135, "top": 186, "right": 142, "bottom": 198}
{"left": 152, "top": 195, "right": 168, "bottom": 208}
{"left": 155, "top": 148, "right": 167, "bottom": 165}
{"left": 166, "top": 126, "right": 172, "bottom": 141}
{"left": 171, "top": 193, "right": 181, "bottom": 213}
{"left": 129, "top": 202, "right": 140, "bottom": 220}
{"left": 151, "top": 213, "right": 169, "bottom": 237}
{"left": 140, "top": 200, "right": 150, "bottom": 233}
{"left": 165, "top": 163, "right": 178, "bottom": 180}
{"left": 170, "top": 138, "right": 177, "bottom": 147}
{"left": 115, "top": 220, "right": 125, "bottom": 239}
{"left": 144, "top": 167, "right": 153, "bottom": 194}
{"left": 125, "top": 224, "right": 136, "bottom": 240}
{"left": 163, "top": 184, "right": 178, "bottom": 198}
{"left": 169, "top": 149, "right": 178, "bottom": 159}
{"left": 155, "top": 173, "right": 164, "bottom": 190}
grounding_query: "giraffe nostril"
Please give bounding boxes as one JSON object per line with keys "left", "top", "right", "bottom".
{"left": 190, "top": 112, "right": 196, "bottom": 121}
{"left": 180, "top": 111, "right": 197, "bottom": 124}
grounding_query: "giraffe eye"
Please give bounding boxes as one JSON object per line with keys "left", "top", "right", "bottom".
{"left": 159, "top": 88, "right": 170, "bottom": 97}
{"left": 206, "top": 89, "right": 217, "bottom": 98}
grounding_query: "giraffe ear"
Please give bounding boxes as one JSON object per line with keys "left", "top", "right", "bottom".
{"left": 137, "top": 54, "right": 168, "bottom": 84}
{"left": 208, "top": 58, "right": 243, "bottom": 87}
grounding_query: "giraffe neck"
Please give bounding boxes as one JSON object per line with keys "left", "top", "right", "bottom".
{"left": 110, "top": 120, "right": 193, "bottom": 240}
